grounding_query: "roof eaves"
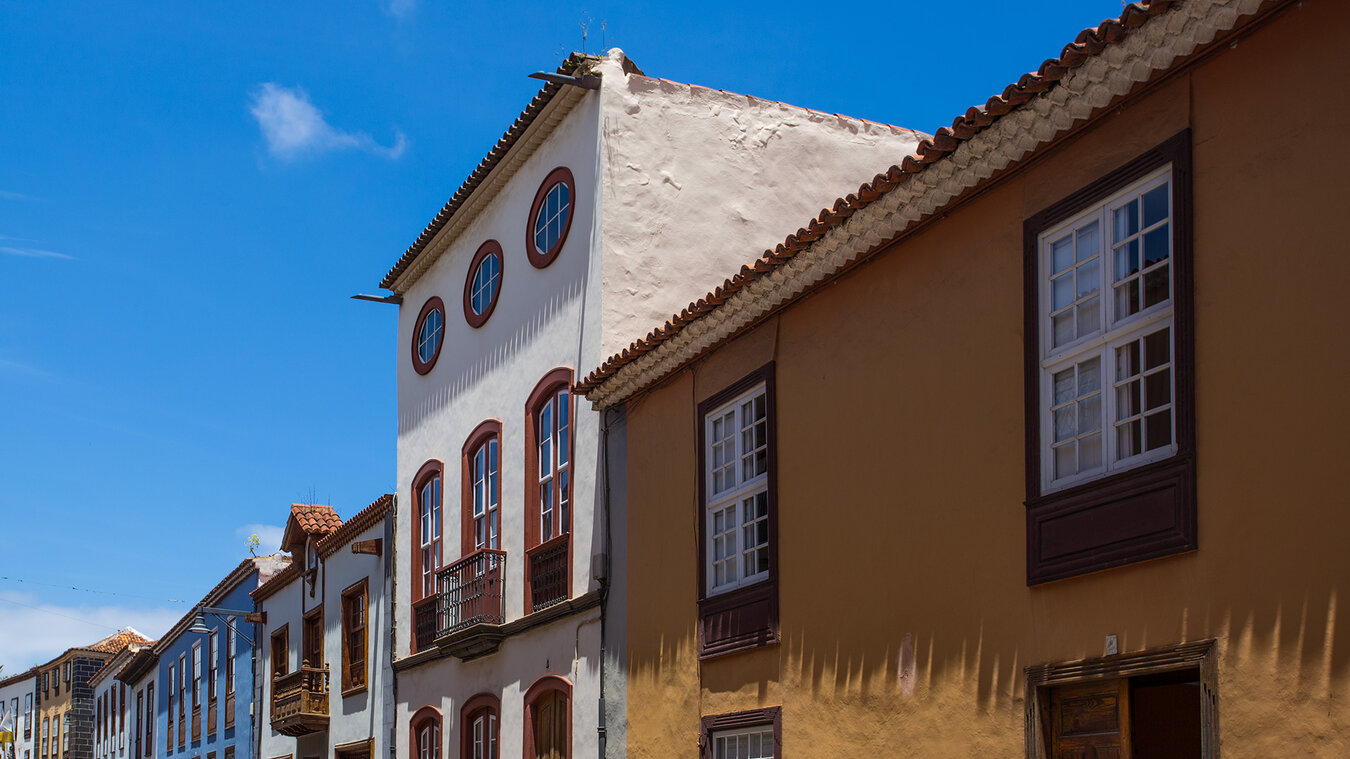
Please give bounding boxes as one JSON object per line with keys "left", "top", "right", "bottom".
{"left": 379, "top": 53, "right": 600, "bottom": 292}
{"left": 577, "top": 0, "right": 1268, "bottom": 405}
{"left": 316, "top": 494, "right": 394, "bottom": 559}
{"left": 152, "top": 559, "right": 261, "bottom": 653}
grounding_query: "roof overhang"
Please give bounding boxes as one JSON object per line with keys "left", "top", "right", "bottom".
{"left": 578, "top": 0, "right": 1280, "bottom": 409}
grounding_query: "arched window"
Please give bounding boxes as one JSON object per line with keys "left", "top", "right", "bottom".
{"left": 411, "top": 460, "right": 445, "bottom": 653}
{"left": 524, "top": 369, "right": 574, "bottom": 614}
{"left": 459, "top": 694, "right": 500, "bottom": 759}
{"left": 410, "top": 707, "right": 442, "bottom": 759}
{"left": 522, "top": 676, "right": 570, "bottom": 759}
{"left": 460, "top": 421, "right": 503, "bottom": 556}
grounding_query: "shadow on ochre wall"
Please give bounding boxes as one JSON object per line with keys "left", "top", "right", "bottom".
{"left": 625, "top": 583, "right": 1346, "bottom": 729}
{"left": 398, "top": 275, "right": 585, "bottom": 436}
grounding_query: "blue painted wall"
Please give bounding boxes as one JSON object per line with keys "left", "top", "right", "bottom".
{"left": 155, "top": 572, "right": 257, "bottom": 759}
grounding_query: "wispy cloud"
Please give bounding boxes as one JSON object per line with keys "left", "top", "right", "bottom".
{"left": 383, "top": 0, "right": 416, "bottom": 18}
{"left": 0, "top": 190, "right": 32, "bottom": 201}
{"left": 249, "top": 83, "right": 407, "bottom": 161}
{"left": 0, "top": 245, "right": 74, "bottom": 260}
{"left": 236, "top": 523, "right": 285, "bottom": 555}
{"left": 0, "top": 590, "right": 183, "bottom": 672}
{"left": 0, "top": 357, "right": 53, "bottom": 379}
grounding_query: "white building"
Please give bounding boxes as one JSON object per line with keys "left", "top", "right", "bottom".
{"left": 253, "top": 497, "right": 395, "bottom": 759}
{"left": 1, "top": 668, "right": 37, "bottom": 759}
{"left": 375, "top": 50, "right": 924, "bottom": 759}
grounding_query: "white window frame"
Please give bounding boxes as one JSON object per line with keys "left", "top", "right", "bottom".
{"left": 703, "top": 383, "right": 770, "bottom": 596}
{"left": 472, "top": 438, "right": 500, "bottom": 551}
{"left": 1039, "top": 165, "right": 1179, "bottom": 493}
{"left": 419, "top": 475, "right": 442, "bottom": 597}
{"left": 471, "top": 712, "right": 497, "bottom": 759}
{"left": 417, "top": 723, "right": 439, "bottom": 759}
{"left": 710, "top": 725, "right": 775, "bottom": 759}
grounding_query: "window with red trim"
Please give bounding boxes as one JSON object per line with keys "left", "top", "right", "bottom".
{"left": 526, "top": 168, "right": 575, "bottom": 269}
{"left": 412, "top": 297, "right": 446, "bottom": 375}
{"left": 413, "top": 462, "right": 445, "bottom": 601}
{"left": 458, "top": 694, "right": 500, "bottom": 759}
{"left": 461, "top": 422, "right": 502, "bottom": 556}
{"left": 463, "top": 241, "right": 503, "bottom": 328}
{"left": 524, "top": 369, "right": 573, "bottom": 614}
{"left": 409, "top": 708, "right": 442, "bottom": 759}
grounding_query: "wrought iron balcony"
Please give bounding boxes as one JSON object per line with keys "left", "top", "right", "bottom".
{"left": 269, "top": 663, "right": 329, "bottom": 737}
{"left": 528, "top": 534, "right": 569, "bottom": 612}
{"left": 432, "top": 549, "right": 507, "bottom": 660}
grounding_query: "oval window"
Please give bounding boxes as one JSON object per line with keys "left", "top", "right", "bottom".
{"left": 412, "top": 297, "right": 445, "bottom": 375}
{"left": 463, "top": 240, "right": 504, "bottom": 328}
{"left": 526, "top": 167, "right": 575, "bottom": 268}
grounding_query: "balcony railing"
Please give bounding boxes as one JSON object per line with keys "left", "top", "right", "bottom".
{"left": 413, "top": 595, "right": 438, "bottom": 653}
{"left": 269, "top": 663, "right": 329, "bottom": 737}
{"left": 436, "top": 549, "right": 507, "bottom": 637}
{"left": 528, "top": 534, "right": 569, "bottom": 612}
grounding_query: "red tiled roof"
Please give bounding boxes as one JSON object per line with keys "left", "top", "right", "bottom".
{"left": 379, "top": 53, "right": 600, "bottom": 290}
{"left": 292, "top": 503, "right": 342, "bottom": 535}
{"left": 317, "top": 493, "right": 393, "bottom": 559}
{"left": 575, "top": 0, "right": 1183, "bottom": 397}
{"left": 84, "top": 628, "right": 152, "bottom": 654}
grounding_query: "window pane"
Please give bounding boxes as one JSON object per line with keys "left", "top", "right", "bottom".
{"left": 1146, "top": 408, "right": 1173, "bottom": 451}
{"left": 1143, "top": 264, "right": 1170, "bottom": 308}
{"left": 1143, "top": 224, "right": 1170, "bottom": 268}
{"left": 1052, "top": 274, "right": 1073, "bottom": 311}
{"left": 1051, "top": 235, "right": 1074, "bottom": 273}
{"left": 1117, "top": 418, "right": 1142, "bottom": 459}
{"left": 1144, "top": 327, "right": 1171, "bottom": 370}
{"left": 1114, "top": 239, "right": 1140, "bottom": 282}
{"left": 1052, "top": 312, "right": 1074, "bottom": 348}
{"left": 1142, "top": 183, "right": 1169, "bottom": 228}
{"left": 1113, "top": 199, "right": 1139, "bottom": 240}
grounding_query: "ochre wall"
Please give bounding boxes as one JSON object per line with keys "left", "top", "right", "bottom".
{"left": 623, "top": 2, "right": 1350, "bottom": 756}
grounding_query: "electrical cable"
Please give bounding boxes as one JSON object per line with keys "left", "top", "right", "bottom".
{"left": 0, "top": 576, "right": 185, "bottom": 605}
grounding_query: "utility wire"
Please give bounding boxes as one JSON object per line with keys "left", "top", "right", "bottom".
{"left": 0, "top": 575, "right": 185, "bottom": 604}
{"left": 0, "top": 594, "right": 121, "bottom": 633}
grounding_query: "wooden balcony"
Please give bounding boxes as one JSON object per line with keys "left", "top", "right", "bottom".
{"left": 270, "top": 664, "right": 329, "bottom": 737}
{"left": 433, "top": 549, "right": 507, "bottom": 660}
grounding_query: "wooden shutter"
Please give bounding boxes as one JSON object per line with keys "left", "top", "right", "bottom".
{"left": 533, "top": 691, "right": 566, "bottom": 759}
{"left": 1051, "top": 679, "right": 1130, "bottom": 759}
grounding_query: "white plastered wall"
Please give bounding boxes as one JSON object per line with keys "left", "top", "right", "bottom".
{"left": 321, "top": 520, "right": 392, "bottom": 758}
{"left": 593, "top": 49, "right": 927, "bottom": 356}
{"left": 392, "top": 78, "right": 605, "bottom": 759}
{"left": 258, "top": 578, "right": 304, "bottom": 759}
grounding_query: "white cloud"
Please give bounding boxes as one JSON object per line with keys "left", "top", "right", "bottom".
{"left": 0, "top": 590, "right": 183, "bottom": 672}
{"left": 236, "top": 523, "right": 285, "bottom": 555}
{"left": 249, "top": 83, "right": 407, "bottom": 161}
{"left": 0, "top": 245, "right": 73, "bottom": 260}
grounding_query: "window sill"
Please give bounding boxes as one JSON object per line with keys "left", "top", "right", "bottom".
{"left": 340, "top": 684, "right": 367, "bottom": 699}
{"left": 1026, "top": 454, "right": 1196, "bottom": 585}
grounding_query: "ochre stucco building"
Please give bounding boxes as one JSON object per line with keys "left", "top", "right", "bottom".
{"left": 579, "top": 0, "right": 1350, "bottom": 756}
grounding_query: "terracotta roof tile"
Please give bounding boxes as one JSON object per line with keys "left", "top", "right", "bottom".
{"left": 317, "top": 494, "right": 394, "bottom": 559}
{"left": 84, "top": 628, "right": 152, "bottom": 654}
{"left": 291, "top": 503, "right": 342, "bottom": 535}
{"left": 575, "top": 0, "right": 1184, "bottom": 397}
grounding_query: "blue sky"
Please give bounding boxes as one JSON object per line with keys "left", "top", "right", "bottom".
{"left": 0, "top": 0, "right": 1126, "bottom": 670}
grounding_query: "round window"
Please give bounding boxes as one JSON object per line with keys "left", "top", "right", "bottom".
{"left": 526, "top": 167, "right": 575, "bottom": 268}
{"left": 411, "top": 296, "right": 445, "bottom": 375}
{"left": 463, "top": 240, "right": 504, "bottom": 328}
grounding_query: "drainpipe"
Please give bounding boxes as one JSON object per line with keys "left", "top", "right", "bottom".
{"left": 596, "top": 406, "right": 618, "bottom": 759}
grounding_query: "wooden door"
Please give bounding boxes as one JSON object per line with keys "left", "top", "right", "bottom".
{"left": 1051, "top": 679, "right": 1131, "bottom": 759}
{"left": 532, "top": 691, "right": 566, "bottom": 759}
